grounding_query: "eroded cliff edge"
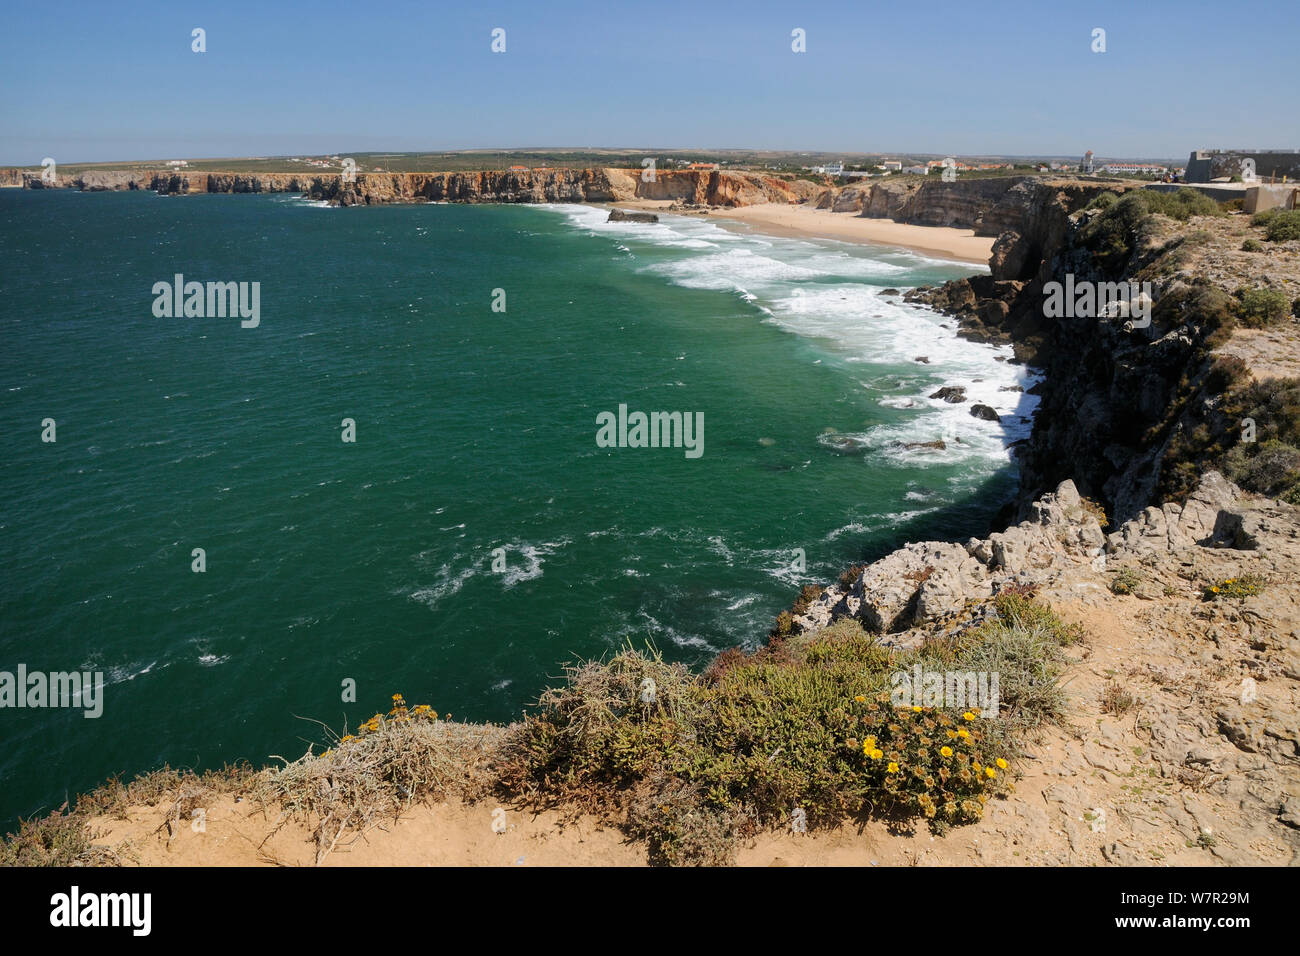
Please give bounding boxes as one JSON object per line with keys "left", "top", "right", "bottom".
{"left": 5, "top": 166, "right": 823, "bottom": 207}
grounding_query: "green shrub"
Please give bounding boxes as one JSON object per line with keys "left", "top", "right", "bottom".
{"left": 1110, "top": 567, "right": 1142, "bottom": 595}
{"left": 1082, "top": 189, "right": 1223, "bottom": 277}
{"left": 1237, "top": 287, "right": 1292, "bottom": 327}
{"left": 1263, "top": 209, "right": 1300, "bottom": 242}
{"left": 1213, "top": 378, "right": 1300, "bottom": 502}
{"left": 1222, "top": 439, "right": 1300, "bottom": 500}
{"left": 1087, "top": 191, "right": 1120, "bottom": 211}
{"left": 0, "top": 806, "right": 119, "bottom": 867}
{"left": 1203, "top": 575, "right": 1264, "bottom": 600}
{"left": 1241, "top": 238, "right": 1263, "bottom": 252}
{"left": 1141, "top": 187, "right": 1225, "bottom": 221}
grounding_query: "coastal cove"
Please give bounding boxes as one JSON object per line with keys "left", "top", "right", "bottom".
{"left": 0, "top": 189, "right": 1031, "bottom": 827}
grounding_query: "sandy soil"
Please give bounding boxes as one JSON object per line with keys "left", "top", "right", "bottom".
{"left": 615, "top": 199, "right": 995, "bottom": 265}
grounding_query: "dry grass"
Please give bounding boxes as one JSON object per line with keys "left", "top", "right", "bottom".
{"left": 257, "top": 717, "right": 506, "bottom": 864}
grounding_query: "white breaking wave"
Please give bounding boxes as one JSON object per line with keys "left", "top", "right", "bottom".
{"left": 410, "top": 538, "right": 571, "bottom": 609}
{"left": 541, "top": 204, "right": 1035, "bottom": 477}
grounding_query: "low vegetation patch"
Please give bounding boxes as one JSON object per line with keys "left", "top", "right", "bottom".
{"left": 1100, "top": 682, "right": 1138, "bottom": 716}
{"left": 1203, "top": 575, "right": 1264, "bottom": 601}
{"left": 1110, "top": 567, "right": 1143, "bottom": 595}
{"left": 0, "top": 764, "right": 257, "bottom": 866}
{"left": 1252, "top": 208, "right": 1300, "bottom": 243}
{"left": 1236, "top": 287, "right": 1293, "bottom": 328}
{"left": 1082, "top": 188, "right": 1224, "bottom": 277}
{"left": 498, "top": 591, "right": 1077, "bottom": 864}
{"left": 259, "top": 696, "right": 503, "bottom": 864}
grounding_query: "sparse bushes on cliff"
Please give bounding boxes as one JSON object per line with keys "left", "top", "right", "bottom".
{"left": 1223, "top": 439, "right": 1300, "bottom": 503}
{"left": 1140, "top": 188, "right": 1224, "bottom": 221}
{"left": 1151, "top": 281, "right": 1239, "bottom": 350}
{"left": 260, "top": 697, "right": 503, "bottom": 863}
{"left": 1205, "top": 355, "right": 1251, "bottom": 391}
{"left": 1236, "top": 287, "right": 1292, "bottom": 327}
{"left": 6, "top": 590, "right": 1080, "bottom": 867}
{"left": 1252, "top": 208, "right": 1300, "bottom": 242}
{"left": 0, "top": 804, "right": 120, "bottom": 867}
{"left": 0, "top": 763, "right": 257, "bottom": 866}
{"left": 1086, "top": 191, "right": 1120, "bottom": 211}
{"left": 1081, "top": 189, "right": 1224, "bottom": 277}
{"left": 1165, "top": 375, "right": 1300, "bottom": 506}
{"left": 498, "top": 592, "right": 1077, "bottom": 864}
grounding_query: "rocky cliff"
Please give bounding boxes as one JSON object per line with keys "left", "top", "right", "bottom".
{"left": 1, "top": 166, "right": 818, "bottom": 207}
{"left": 900, "top": 182, "right": 1299, "bottom": 526}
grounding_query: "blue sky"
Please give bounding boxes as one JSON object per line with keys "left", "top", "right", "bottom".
{"left": 1, "top": 0, "right": 1295, "bottom": 164}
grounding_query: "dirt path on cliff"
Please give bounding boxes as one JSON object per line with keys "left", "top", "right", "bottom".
{"left": 88, "top": 566, "right": 1299, "bottom": 866}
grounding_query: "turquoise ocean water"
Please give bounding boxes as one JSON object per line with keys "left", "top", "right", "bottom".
{"left": 0, "top": 190, "right": 1037, "bottom": 824}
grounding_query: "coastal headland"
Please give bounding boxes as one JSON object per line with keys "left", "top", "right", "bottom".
{"left": 0, "top": 165, "right": 1057, "bottom": 263}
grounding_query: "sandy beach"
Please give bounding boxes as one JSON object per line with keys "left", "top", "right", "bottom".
{"left": 616, "top": 199, "right": 995, "bottom": 265}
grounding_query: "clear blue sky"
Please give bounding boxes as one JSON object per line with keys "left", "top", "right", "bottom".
{"left": 2, "top": 0, "right": 1295, "bottom": 164}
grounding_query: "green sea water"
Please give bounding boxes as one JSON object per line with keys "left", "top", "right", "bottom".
{"left": 0, "top": 190, "right": 1037, "bottom": 824}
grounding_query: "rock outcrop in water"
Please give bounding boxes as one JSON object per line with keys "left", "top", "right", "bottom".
{"left": 607, "top": 208, "right": 659, "bottom": 223}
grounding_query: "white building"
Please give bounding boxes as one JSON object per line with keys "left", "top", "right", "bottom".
{"left": 1100, "top": 162, "right": 1169, "bottom": 176}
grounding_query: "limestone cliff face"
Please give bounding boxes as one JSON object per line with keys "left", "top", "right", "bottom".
{"left": 813, "top": 176, "right": 1100, "bottom": 254}
{"left": 0, "top": 166, "right": 819, "bottom": 208}
{"left": 903, "top": 179, "right": 1230, "bottom": 525}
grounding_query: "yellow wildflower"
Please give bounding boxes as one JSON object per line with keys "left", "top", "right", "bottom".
{"left": 996, "top": 758, "right": 1008, "bottom": 770}
{"left": 940, "top": 746, "right": 953, "bottom": 757}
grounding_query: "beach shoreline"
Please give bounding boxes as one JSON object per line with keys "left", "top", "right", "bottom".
{"left": 613, "top": 198, "right": 995, "bottom": 265}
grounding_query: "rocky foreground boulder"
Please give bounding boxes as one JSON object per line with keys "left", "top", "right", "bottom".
{"left": 793, "top": 472, "right": 1297, "bottom": 647}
